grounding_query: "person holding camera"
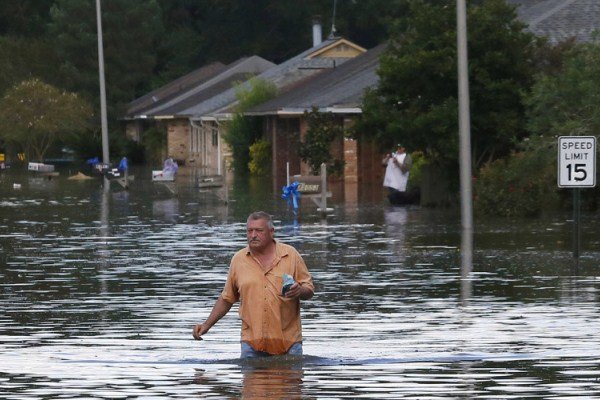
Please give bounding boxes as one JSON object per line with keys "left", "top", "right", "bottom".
{"left": 382, "top": 143, "right": 412, "bottom": 204}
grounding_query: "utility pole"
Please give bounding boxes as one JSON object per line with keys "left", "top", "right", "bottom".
{"left": 96, "top": 0, "right": 110, "bottom": 166}
{"left": 457, "top": 0, "right": 473, "bottom": 231}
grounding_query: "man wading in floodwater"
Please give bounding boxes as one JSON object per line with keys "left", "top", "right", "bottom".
{"left": 193, "top": 211, "right": 314, "bottom": 358}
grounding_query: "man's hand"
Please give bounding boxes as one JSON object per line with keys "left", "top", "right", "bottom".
{"left": 192, "top": 296, "right": 233, "bottom": 341}
{"left": 284, "top": 283, "right": 313, "bottom": 300}
{"left": 192, "top": 323, "right": 208, "bottom": 340}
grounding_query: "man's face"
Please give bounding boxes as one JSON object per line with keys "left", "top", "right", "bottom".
{"left": 247, "top": 218, "right": 274, "bottom": 252}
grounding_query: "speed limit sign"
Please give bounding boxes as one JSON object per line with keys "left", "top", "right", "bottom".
{"left": 558, "top": 136, "right": 596, "bottom": 188}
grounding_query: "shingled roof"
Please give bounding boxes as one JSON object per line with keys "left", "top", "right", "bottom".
{"left": 126, "top": 56, "right": 275, "bottom": 119}
{"left": 244, "top": 44, "right": 385, "bottom": 116}
{"left": 186, "top": 38, "right": 364, "bottom": 120}
{"left": 125, "top": 62, "right": 226, "bottom": 117}
{"left": 507, "top": 0, "right": 600, "bottom": 44}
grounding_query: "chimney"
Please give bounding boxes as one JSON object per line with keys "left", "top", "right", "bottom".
{"left": 312, "top": 16, "right": 322, "bottom": 47}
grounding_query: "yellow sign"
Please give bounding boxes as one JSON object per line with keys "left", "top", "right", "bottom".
{"left": 0, "top": 153, "right": 4, "bottom": 162}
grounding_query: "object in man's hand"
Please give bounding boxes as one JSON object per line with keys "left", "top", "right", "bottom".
{"left": 281, "top": 274, "right": 295, "bottom": 295}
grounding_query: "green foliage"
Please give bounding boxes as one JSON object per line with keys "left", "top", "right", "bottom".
{"left": 0, "top": 37, "right": 60, "bottom": 96}
{"left": 407, "top": 150, "right": 427, "bottom": 189}
{"left": 0, "top": 1, "right": 51, "bottom": 37}
{"left": 48, "top": 0, "right": 163, "bottom": 125}
{"left": 525, "top": 39, "right": 600, "bottom": 211}
{"left": 359, "top": 0, "right": 538, "bottom": 171}
{"left": 234, "top": 78, "right": 278, "bottom": 113}
{"left": 0, "top": 78, "right": 93, "bottom": 162}
{"left": 474, "top": 135, "right": 559, "bottom": 217}
{"left": 526, "top": 40, "right": 600, "bottom": 138}
{"left": 299, "top": 108, "right": 344, "bottom": 175}
{"left": 224, "top": 116, "right": 263, "bottom": 174}
{"left": 248, "top": 139, "right": 271, "bottom": 176}
{"left": 141, "top": 126, "right": 167, "bottom": 165}
{"left": 223, "top": 78, "right": 277, "bottom": 174}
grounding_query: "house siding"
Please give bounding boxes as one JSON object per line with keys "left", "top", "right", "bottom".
{"left": 167, "top": 119, "right": 190, "bottom": 164}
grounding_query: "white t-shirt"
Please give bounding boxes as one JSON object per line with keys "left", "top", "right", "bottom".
{"left": 383, "top": 152, "right": 409, "bottom": 192}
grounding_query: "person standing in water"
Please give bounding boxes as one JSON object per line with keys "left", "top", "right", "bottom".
{"left": 193, "top": 211, "right": 314, "bottom": 358}
{"left": 382, "top": 143, "right": 412, "bottom": 204}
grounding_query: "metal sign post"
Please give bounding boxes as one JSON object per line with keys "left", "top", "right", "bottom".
{"left": 558, "top": 136, "right": 596, "bottom": 259}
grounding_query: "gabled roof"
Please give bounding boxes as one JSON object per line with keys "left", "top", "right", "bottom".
{"left": 125, "top": 62, "right": 226, "bottom": 117}
{"left": 244, "top": 44, "right": 385, "bottom": 116}
{"left": 507, "top": 0, "right": 600, "bottom": 44}
{"left": 306, "top": 38, "right": 366, "bottom": 59}
{"left": 125, "top": 37, "right": 367, "bottom": 120}
{"left": 126, "top": 56, "right": 275, "bottom": 119}
{"left": 185, "top": 37, "right": 366, "bottom": 120}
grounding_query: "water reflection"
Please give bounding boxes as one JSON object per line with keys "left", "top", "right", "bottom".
{"left": 152, "top": 198, "right": 180, "bottom": 222}
{"left": 383, "top": 205, "right": 408, "bottom": 257}
{"left": 461, "top": 227, "right": 473, "bottom": 306}
{"left": 240, "top": 363, "right": 304, "bottom": 399}
{"left": 193, "top": 359, "right": 305, "bottom": 399}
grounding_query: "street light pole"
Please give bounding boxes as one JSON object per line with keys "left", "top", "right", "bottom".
{"left": 96, "top": 0, "right": 110, "bottom": 166}
{"left": 457, "top": 0, "right": 473, "bottom": 231}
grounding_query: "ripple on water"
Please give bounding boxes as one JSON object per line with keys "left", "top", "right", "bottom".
{"left": 1, "top": 182, "right": 600, "bottom": 397}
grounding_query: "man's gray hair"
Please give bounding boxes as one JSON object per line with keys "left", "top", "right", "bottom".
{"left": 247, "top": 211, "right": 274, "bottom": 229}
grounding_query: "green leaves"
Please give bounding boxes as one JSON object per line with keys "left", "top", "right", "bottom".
{"left": 360, "top": 0, "right": 538, "bottom": 171}
{"left": 223, "top": 78, "right": 277, "bottom": 174}
{"left": 526, "top": 40, "right": 600, "bottom": 138}
{"left": 299, "top": 107, "right": 344, "bottom": 175}
{"left": 0, "top": 78, "right": 92, "bottom": 161}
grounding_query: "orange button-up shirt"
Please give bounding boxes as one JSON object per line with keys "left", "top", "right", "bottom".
{"left": 221, "top": 241, "right": 314, "bottom": 355}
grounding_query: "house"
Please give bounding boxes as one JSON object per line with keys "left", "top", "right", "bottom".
{"left": 507, "top": 0, "right": 600, "bottom": 44}
{"left": 243, "top": 44, "right": 386, "bottom": 202}
{"left": 237, "top": 1, "right": 599, "bottom": 203}
{"left": 124, "top": 56, "right": 275, "bottom": 174}
{"left": 124, "top": 21, "right": 366, "bottom": 177}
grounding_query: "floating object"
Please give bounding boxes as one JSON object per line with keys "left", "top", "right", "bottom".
{"left": 13, "top": 183, "right": 21, "bottom": 189}
{"left": 152, "top": 170, "right": 176, "bottom": 182}
{"left": 197, "top": 175, "right": 223, "bottom": 188}
{"left": 115, "top": 175, "right": 135, "bottom": 189}
{"left": 68, "top": 172, "right": 94, "bottom": 181}
{"left": 28, "top": 162, "right": 54, "bottom": 173}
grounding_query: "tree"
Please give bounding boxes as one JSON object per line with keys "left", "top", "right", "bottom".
{"left": 359, "top": 0, "right": 538, "bottom": 171}
{"left": 0, "top": 0, "right": 52, "bottom": 37}
{"left": 0, "top": 79, "right": 92, "bottom": 162}
{"left": 223, "top": 78, "right": 277, "bottom": 174}
{"left": 525, "top": 39, "right": 600, "bottom": 211}
{"left": 0, "top": 36, "right": 60, "bottom": 95}
{"left": 526, "top": 40, "right": 600, "bottom": 138}
{"left": 48, "top": 0, "right": 163, "bottom": 125}
{"left": 299, "top": 107, "right": 344, "bottom": 175}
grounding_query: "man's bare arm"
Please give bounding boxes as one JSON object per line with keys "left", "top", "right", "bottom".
{"left": 192, "top": 296, "right": 233, "bottom": 340}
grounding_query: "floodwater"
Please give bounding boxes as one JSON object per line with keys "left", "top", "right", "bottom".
{"left": 1, "top": 166, "right": 599, "bottom": 399}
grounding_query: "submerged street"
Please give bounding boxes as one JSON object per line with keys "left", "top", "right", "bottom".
{"left": 1, "top": 167, "right": 599, "bottom": 398}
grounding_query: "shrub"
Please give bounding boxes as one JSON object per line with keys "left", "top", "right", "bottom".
{"left": 474, "top": 136, "right": 558, "bottom": 217}
{"left": 248, "top": 139, "right": 271, "bottom": 176}
{"left": 408, "top": 150, "right": 427, "bottom": 190}
{"left": 299, "top": 107, "right": 344, "bottom": 175}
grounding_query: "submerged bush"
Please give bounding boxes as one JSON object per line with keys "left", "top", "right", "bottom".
{"left": 474, "top": 136, "right": 559, "bottom": 217}
{"left": 248, "top": 139, "right": 271, "bottom": 176}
